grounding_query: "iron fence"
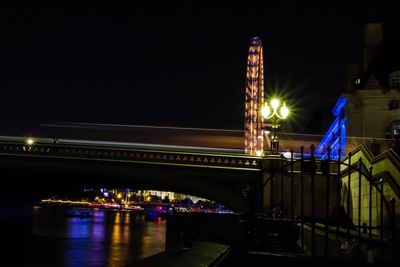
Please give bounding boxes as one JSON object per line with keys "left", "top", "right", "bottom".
{"left": 257, "top": 145, "right": 398, "bottom": 263}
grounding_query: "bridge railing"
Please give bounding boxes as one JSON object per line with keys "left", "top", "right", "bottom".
{"left": 0, "top": 141, "right": 262, "bottom": 170}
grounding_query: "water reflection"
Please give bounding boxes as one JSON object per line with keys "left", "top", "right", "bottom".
{"left": 108, "top": 212, "right": 131, "bottom": 267}
{"left": 138, "top": 215, "right": 167, "bottom": 259}
{"left": 65, "top": 217, "right": 91, "bottom": 266}
{"left": 68, "top": 217, "right": 91, "bottom": 238}
{"left": 29, "top": 207, "right": 166, "bottom": 266}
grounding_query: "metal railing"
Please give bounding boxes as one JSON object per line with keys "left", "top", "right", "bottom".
{"left": 0, "top": 141, "right": 262, "bottom": 171}
{"left": 258, "top": 145, "right": 398, "bottom": 262}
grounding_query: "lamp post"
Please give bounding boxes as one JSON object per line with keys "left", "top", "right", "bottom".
{"left": 261, "top": 98, "right": 289, "bottom": 154}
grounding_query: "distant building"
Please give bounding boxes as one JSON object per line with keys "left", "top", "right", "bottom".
{"left": 317, "top": 22, "right": 400, "bottom": 159}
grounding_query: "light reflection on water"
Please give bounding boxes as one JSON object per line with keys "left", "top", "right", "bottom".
{"left": 30, "top": 206, "right": 166, "bottom": 267}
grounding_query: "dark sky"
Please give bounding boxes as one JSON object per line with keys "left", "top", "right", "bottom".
{"left": 0, "top": 5, "right": 398, "bottom": 136}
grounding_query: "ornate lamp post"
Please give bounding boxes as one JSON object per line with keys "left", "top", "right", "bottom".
{"left": 261, "top": 98, "right": 289, "bottom": 154}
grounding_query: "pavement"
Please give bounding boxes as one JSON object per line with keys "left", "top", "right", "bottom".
{"left": 126, "top": 241, "right": 389, "bottom": 267}
{"left": 127, "top": 241, "right": 230, "bottom": 267}
{"left": 222, "top": 250, "right": 384, "bottom": 267}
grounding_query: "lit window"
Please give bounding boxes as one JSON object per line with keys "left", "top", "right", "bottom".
{"left": 387, "top": 120, "right": 400, "bottom": 139}
{"left": 355, "top": 78, "right": 361, "bottom": 85}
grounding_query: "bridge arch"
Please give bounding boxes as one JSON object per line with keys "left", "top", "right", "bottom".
{"left": 0, "top": 151, "right": 263, "bottom": 213}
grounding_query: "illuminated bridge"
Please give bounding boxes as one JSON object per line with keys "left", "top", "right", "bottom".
{"left": 0, "top": 137, "right": 264, "bottom": 213}
{"left": 2, "top": 136, "right": 399, "bottom": 259}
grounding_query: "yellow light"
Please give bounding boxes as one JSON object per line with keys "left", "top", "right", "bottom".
{"left": 26, "top": 138, "right": 35, "bottom": 146}
{"left": 271, "top": 98, "right": 280, "bottom": 109}
{"left": 280, "top": 103, "right": 289, "bottom": 119}
{"left": 256, "top": 150, "right": 263, "bottom": 156}
{"left": 261, "top": 105, "right": 271, "bottom": 118}
{"left": 95, "top": 196, "right": 99, "bottom": 200}
{"left": 117, "top": 193, "right": 122, "bottom": 199}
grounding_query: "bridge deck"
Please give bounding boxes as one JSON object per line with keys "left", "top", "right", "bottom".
{"left": 0, "top": 140, "right": 262, "bottom": 171}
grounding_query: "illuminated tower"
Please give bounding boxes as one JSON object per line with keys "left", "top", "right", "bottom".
{"left": 245, "top": 37, "right": 264, "bottom": 155}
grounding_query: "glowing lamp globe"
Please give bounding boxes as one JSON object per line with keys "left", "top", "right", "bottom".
{"left": 271, "top": 98, "right": 280, "bottom": 109}
{"left": 261, "top": 105, "right": 271, "bottom": 118}
{"left": 26, "top": 138, "right": 35, "bottom": 146}
{"left": 280, "top": 103, "right": 289, "bottom": 119}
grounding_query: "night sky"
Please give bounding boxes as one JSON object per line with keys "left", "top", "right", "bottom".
{"left": 0, "top": 5, "right": 398, "bottom": 137}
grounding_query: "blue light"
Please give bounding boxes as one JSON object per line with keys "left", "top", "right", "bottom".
{"left": 315, "top": 96, "right": 347, "bottom": 160}
{"left": 332, "top": 96, "right": 348, "bottom": 116}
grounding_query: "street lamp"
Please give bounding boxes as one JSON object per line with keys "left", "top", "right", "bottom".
{"left": 25, "top": 137, "right": 36, "bottom": 146}
{"left": 24, "top": 137, "right": 36, "bottom": 151}
{"left": 261, "top": 98, "right": 289, "bottom": 154}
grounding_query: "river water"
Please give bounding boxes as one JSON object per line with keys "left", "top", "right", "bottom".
{"left": 1, "top": 206, "right": 166, "bottom": 266}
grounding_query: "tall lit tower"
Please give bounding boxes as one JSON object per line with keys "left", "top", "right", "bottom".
{"left": 245, "top": 37, "right": 264, "bottom": 155}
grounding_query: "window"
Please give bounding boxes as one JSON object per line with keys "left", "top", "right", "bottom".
{"left": 393, "top": 78, "right": 400, "bottom": 89}
{"left": 355, "top": 78, "right": 361, "bottom": 85}
{"left": 387, "top": 120, "right": 400, "bottom": 139}
{"left": 389, "top": 71, "right": 400, "bottom": 89}
{"left": 389, "top": 100, "right": 400, "bottom": 110}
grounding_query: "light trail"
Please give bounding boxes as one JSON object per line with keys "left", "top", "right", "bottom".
{"left": 41, "top": 122, "right": 244, "bottom": 133}
{"left": 0, "top": 135, "right": 245, "bottom": 154}
{"left": 58, "top": 138, "right": 245, "bottom": 154}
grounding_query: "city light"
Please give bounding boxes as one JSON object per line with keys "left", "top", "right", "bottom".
{"left": 261, "top": 105, "right": 271, "bottom": 118}
{"left": 245, "top": 37, "right": 265, "bottom": 156}
{"left": 271, "top": 98, "right": 280, "bottom": 109}
{"left": 262, "top": 99, "right": 289, "bottom": 121}
{"left": 39, "top": 188, "right": 234, "bottom": 217}
{"left": 315, "top": 96, "right": 348, "bottom": 159}
{"left": 262, "top": 98, "right": 290, "bottom": 154}
{"left": 280, "top": 102, "right": 289, "bottom": 119}
{"left": 26, "top": 137, "right": 36, "bottom": 146}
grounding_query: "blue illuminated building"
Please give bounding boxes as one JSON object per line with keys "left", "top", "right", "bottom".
{"left": 315, "top": 96, "right": 347, "bottom": 160}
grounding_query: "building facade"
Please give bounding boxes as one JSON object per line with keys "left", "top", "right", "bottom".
{"left": 317, "top": 22, "right": 400, "bottom": 159}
